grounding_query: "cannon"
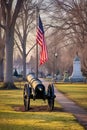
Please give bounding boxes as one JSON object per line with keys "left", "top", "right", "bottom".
{"left": 23, "top": 74, "right": 56, "bottom": 111}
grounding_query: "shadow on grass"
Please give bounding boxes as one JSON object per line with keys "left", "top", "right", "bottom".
{"left": 0, "top": 82, "right": 19, "bottom": 90}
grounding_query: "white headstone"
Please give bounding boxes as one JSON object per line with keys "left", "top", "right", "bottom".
{"left": 69, "top": 53, "right": 86, "bottom": 82}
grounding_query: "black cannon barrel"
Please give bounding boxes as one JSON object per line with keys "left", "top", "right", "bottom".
{"left": 24, "top": 74, "right": 55, "bottom": 111}
{"left": 27, "top": 74, "right": 36, "bottom": 85}
{"left": 27, "top": 74, "right": 42, "bottom": 89}
{"left": 27, "top": 74, "right": 45, "bottom": 98}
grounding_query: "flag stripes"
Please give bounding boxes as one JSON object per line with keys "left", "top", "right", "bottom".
{"left": 36, "top": 16, "right": 48, "bottom": 65}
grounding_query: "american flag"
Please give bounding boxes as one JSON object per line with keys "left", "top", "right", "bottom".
{"left": 36, "top": 16, "right": 48, "bottom": 65}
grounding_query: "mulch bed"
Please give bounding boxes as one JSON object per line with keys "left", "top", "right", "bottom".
{"left": 14, "top": 105, "right": 63, "bottom": 112}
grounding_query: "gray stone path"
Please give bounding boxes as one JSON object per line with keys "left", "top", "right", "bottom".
{"left": 42, "top": 80, "right": 87, "bottom": 130}
{"left": 54, "top": 87, "right": 87, "bottom": 129}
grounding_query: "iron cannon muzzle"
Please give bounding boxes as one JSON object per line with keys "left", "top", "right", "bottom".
{"left": 37, "top": 85, "right": 43, "bottom": 91}
{"left": 34, "top": 84, "right": 46, "bottom": 99}
{"left": 35, "top": 84, "right": 45, "bottom": 91}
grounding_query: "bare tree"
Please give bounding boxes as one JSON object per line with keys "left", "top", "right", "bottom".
{"left": 0, "top": 0, "right": 24, "bottom": 85}
{"left": 45, "top": 0, "right": 87, "bottom": 74}
{"left": 14, "top": 0, "right": 35, "bottom": 79}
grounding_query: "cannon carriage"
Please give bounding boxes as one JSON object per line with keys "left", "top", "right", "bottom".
{"left": 23, "top": 74, "right": 56, "bottom": 111}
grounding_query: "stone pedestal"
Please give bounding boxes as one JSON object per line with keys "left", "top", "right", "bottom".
{"left": 69, "top": 55, "right": 86, "bottom": 82}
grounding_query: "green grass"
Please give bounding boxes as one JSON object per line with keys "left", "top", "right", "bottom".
{"left": 0, "top": 82, "right": 84, "bottom": 130}
{"left": 55, "top": 83, "right": 87, "bottom": 110}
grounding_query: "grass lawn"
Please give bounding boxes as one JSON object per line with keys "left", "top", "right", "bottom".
{"left": 0, "top": 82, "right": 85, "bottom": 130}
{"left": 55, "top": 83, "right": 87, "bottom": 111}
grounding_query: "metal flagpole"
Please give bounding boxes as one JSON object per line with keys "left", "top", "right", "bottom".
{"left": 36, "top": 1, "right": 39, "bottom": 79}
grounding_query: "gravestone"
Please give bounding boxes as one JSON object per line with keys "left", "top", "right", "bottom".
{"left": 63, "top": 71, "right": 69, "bottom": 82}
{"left": 69, "top": 53, "right": 86, "bottom": 82}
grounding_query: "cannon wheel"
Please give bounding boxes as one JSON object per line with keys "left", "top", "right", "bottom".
{"left": 47, "top": 84, "right": 55, "bottom": 111}
{"left": 48, "top": 97, "right": 54, "bottom": 111}
{"left": 23, "top": 84, "right": 31, "bottom": 111}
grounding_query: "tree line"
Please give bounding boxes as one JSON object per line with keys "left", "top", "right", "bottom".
{"left": 0, "top": 0, "right": 87, "bottom": 88}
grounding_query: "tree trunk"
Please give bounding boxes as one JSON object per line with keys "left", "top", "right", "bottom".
{"left": 0, "top": 46, "right": 4, "bottom": 81}
{"left": 22, "top": 34, "right": 27, "bottom": 80}
{"left": 22, "top": 51, "right": 26, "bottom": 80}
{"left": 0, "top": 59, "right": 3, "bottom": 81}
{"left": 4, "top": 29, "right": 14, "bottom": 83}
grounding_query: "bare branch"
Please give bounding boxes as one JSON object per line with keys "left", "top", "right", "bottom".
{"left": 26, "top": 43, "right": 36, "bottom": 57}
{"left": 14, "top": 39, "right": 23, "bottom": 55}
{"left": 11, "top": 0, "right": 24, "bottom": 27}
{"left": 0, "top": 23, "right": 6, "bottom": 30}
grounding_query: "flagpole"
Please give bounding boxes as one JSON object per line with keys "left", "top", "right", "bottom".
{"left": 36, "top": 3, "right": 39, "bottom": 79}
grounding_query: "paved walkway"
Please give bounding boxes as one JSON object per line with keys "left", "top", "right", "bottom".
{"left": 42, "top": 80, "right": 87, "bottom": 130}
{"left": 54, "top": 87, "right": 87, "bottom": 129}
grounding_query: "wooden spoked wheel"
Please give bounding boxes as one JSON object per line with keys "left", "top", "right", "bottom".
{"left": 47, "top": 84, "right": 55, "bottom": 111}
{"left": 23, "top": 84, "right": 30, "bottom": 111}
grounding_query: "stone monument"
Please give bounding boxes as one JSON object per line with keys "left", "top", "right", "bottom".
{"left": 63, "top": 71, "right": 69, "bottom": 82}
{"left": 69, "top": 52, "right": 86, "bottom": 82}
